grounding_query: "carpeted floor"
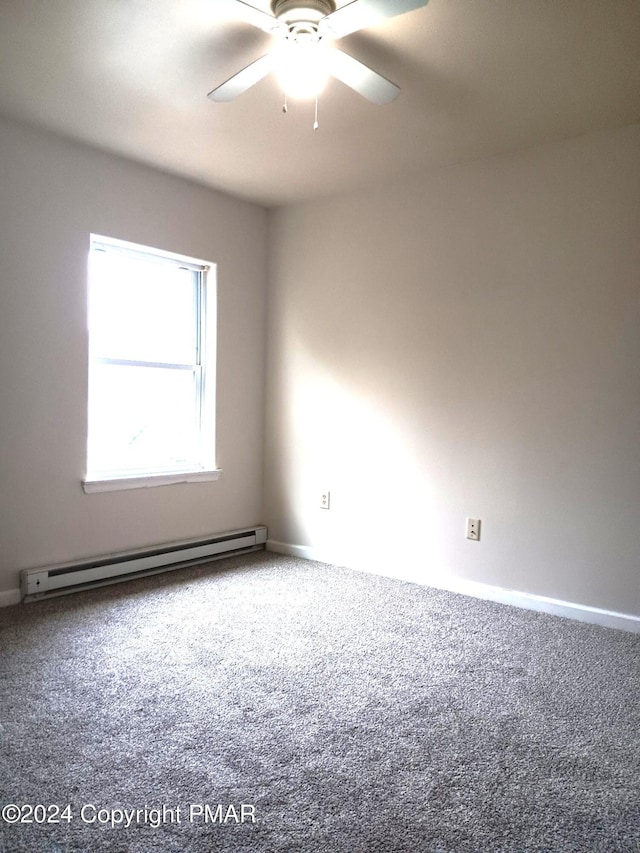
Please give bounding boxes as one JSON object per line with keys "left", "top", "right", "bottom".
{"left": 0, "top": 550, "right": 638, "bottom": 853}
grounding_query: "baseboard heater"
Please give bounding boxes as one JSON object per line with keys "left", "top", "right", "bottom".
{"left": 21, "top": 525, "right": 267, "bottom": 602}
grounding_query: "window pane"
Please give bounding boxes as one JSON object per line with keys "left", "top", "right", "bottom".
{"left": 88, "top": 363, "right": 200, "bottom": 474}
{"left": 89, "top": 249, "right": 197, "bottom": 365}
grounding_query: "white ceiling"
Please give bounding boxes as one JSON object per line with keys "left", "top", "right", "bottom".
{"left": 0, "top": 0, "right": 638, "bottom": 207}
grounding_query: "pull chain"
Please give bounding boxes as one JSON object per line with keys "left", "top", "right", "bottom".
{"left": 280, "top": 92, "right": 319, "bottom": 130}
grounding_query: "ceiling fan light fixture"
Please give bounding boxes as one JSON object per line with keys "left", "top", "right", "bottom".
{"left": 276, "top": 39, "right": 330, "bottom": 99}
{"left": 208, "top": 0, "right": 429, "bottom": 108}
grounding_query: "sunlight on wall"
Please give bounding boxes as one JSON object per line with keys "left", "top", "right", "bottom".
{"left": 285, "top": 341, "right": 449, "bottom": 584}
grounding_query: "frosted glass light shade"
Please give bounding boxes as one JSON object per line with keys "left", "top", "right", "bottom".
{"left": 276, "top": 41, "right": 330, "bottom": 99}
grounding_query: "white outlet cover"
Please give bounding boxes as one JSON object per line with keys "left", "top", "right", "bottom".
{"left": 321, "top": 491, "right": 331, "bottom": 510}
{"left": 466, "top": 518, "right": 481, "bottom": 540}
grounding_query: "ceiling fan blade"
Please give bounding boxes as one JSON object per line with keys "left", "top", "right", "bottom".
{"left": 232, "top": 0, "right": 283, "bottom": 33}
{"left": 320, "top": 0, "right": 429, "bottom": 39}
{"left": 328, "top": 48, "right": 400, "bottom": 104}
{"left": 208, "top": 53, "right": 277, "bottom": 102}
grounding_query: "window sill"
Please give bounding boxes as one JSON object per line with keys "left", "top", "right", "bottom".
{"left": 82, "top": 469, "right": 222, "bottom": 494}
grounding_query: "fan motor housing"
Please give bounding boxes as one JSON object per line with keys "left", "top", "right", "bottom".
{"left": 271, "top": 0, "right": 336, "bottom": 27}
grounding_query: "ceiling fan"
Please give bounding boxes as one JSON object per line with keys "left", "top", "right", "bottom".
{"left": 208, "top": 0, "right": 429, "bottom": 112}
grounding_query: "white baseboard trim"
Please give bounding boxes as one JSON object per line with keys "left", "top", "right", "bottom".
{"left": 267, "top": 540, "right": 318, "bottom": 560}
{"left": 266, "top": 540, "right": 640, "bottom": 634}
{"left": 0, "top": 588, "right": 21, "bottom": 608}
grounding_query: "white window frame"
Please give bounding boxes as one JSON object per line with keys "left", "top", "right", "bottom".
{"left": 82, "top": 235, "right": 220, "bottom": 494}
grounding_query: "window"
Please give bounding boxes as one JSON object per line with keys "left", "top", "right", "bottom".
{"left": 83, "top": 235, "right": 219, "bottom": 493}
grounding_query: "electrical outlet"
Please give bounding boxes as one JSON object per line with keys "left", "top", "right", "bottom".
{"left": 320, "top": 491, "right": 331, "bottom": 510}
{"left": 466, "top": 518, "right": 481, "bottom": 541}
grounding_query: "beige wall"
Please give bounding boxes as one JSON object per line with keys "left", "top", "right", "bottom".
{"left": 0, "top": 117, "right": 268, "bottom": 593}
{"left": 2, "top": 116, "right": 638, "bottom": 617}
{"left": 265, "top": 124, "right": 640, "bottom": 617}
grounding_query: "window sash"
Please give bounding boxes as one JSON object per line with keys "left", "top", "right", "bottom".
{"left": 95, "top": 357, "right": 198, "bottom": 370}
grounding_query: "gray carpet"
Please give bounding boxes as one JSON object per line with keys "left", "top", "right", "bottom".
{"left": 0, "top": 551, "right": 638, "bottom": 853}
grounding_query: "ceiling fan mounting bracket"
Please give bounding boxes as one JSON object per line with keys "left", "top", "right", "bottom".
{"left": 271, "top": 0, "right": 336, "bottom": 28}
